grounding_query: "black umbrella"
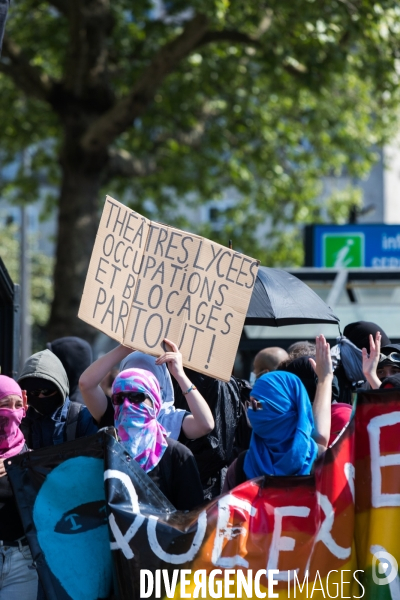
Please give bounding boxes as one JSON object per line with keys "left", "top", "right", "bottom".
{"left": 246, "top": 267, "right": 339, "bottom": 326}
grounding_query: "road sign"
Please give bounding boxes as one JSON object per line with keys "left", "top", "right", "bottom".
{"left": 323, "top": 233, "right": 364, "bottom": 267}
{"left": 305, "top": 224, "right": 400, "bottom": 268}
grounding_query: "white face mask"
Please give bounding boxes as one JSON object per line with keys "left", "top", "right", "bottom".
{"left": 249, "top": 372, "right": 257, "bottom": 386}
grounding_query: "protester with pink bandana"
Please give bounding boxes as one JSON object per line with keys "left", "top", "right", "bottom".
{"left": 81, "top": 339, "right": 214, "bottom": 442}
{"left": 112, "top": 368, "right": 169, "bottom": 473}
{"left": 81, "top": 342, "right": 205, "bottom": 510}
{"left": 0, "top": 376, "right": 38, "bottom": 599}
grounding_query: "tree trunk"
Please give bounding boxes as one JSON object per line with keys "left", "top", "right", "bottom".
{"left": 47, "top": 141, "right": 104, "bottom": 342}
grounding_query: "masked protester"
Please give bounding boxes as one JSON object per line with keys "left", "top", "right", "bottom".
{"left": 119, "top": 351, "right": 187, "bottom": 440}
{"left": 109, "top": 368, "right": 203, "bottom": 510}
{"left": 18, "top": 350, "right": 97, "bottom": 449}
{"left": 112, "top": 369, "right": 168, "bottom": 472}
{"left": 0, "top": 376, "right": 38, "bottom": 599}
{"left": 362, "top": 334, "right": 400, "bottom": 390}
{"left": 223, "top": 335, "right": 332, "bottom": 492}
{"left": 377, "top": 344, "right": 400, "bottom": 380}
{"left": 331, "top": 321, "right": 391, "bottom": 404}
{"left": 80, "top": 339, "right": 214, "bottom": 443}
{"left": 80, "top": 340, "right": 209, "bottom": 511}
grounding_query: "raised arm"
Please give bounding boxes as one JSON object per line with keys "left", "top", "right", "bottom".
{"left": 79, "top": 344, "right": 132, "bottom": 423}
{"left": 156, "top": 339, "right": 214, "bottom": 439}
{"left": 362, "top": 332, "right": 381, "bottom": 390}
{"left": 309, "top": 335, "right": 333, "bottom": 452}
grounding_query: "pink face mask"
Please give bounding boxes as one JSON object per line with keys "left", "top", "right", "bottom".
{"left": 0, "top": 407, "right": 26, "bottom": 459}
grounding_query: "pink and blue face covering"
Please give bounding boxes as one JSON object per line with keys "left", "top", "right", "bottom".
{"left": 119, "top": 351, "right": 186, "bottom": 440}
{"left": 0, "top": 375, "right": 26, "bottom": 458}
{"left": 111, "top": 368, "right": 168, "bottom": 473}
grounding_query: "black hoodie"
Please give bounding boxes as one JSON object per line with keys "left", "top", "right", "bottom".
{"left": 47, "top": 337, "right": 93, "bottom": 405}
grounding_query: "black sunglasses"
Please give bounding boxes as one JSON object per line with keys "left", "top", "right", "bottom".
{"left": 27, "top": 389, "right": 57, "bottom": 398}
{"left": 111, "top": 392, "right": 148, "bottom": 406}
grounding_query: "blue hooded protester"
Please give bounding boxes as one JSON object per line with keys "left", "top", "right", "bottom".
{"left": 244, "top": 371, "right": 318, "bottom": 478}
{"left": 223, "top": 335, "right": 332, "bottom": 491}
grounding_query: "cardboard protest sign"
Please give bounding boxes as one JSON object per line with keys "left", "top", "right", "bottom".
{"left": 78, "top": 196, "right": 259, "bottom": 381}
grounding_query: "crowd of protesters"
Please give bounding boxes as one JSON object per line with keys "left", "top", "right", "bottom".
{"left": 0, "top": 320, "right": 399, "bottom": 597}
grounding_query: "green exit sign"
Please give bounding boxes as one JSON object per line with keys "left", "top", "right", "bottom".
{"left": 322, "top": 233, "right": 365, "bottom": 268}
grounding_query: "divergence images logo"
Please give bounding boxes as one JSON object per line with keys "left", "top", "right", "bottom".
{"left": 371, "top": 545, "right": 399, "bottom": 586}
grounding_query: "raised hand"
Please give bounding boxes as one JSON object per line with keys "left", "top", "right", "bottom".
{"left": 309, "top": 334, "right": 333, "bottom": 383}
{"left": 155, "top": 339, "right": 185, "bottom": 380}
{"left": 309, "top": 335, "right": 333, "bottom": 451}
{"left": 155, "top": 339, "right": 214, "bottom": 438}
{"left": 362, "top": 332, "right": 381, "bottom": 389}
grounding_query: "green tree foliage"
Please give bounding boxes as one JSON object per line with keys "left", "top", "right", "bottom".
{"left": 1, "top": 1, "right": 400, "bottom": 336}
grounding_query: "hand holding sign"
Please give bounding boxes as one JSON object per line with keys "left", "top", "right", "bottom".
{"left": 155, "top": 339, "right": 185, "bottom": 381}
{"left": 156, "top": 338, "right": 215, "bottom": 438}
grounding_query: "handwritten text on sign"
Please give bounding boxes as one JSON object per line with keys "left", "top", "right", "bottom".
{"left": 78, "top": 196, "right": 258, "bottom": 380}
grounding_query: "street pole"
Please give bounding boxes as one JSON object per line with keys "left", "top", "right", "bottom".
{"left": 20, "top": 204, "right": 32, "bottom": 367}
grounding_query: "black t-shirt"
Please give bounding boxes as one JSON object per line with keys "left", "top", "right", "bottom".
{"left": 148, "top": 438, "right": 204, "bottom": 511}
{"left": 98, "top": 398, "right": 204, "bottom": 511}
{"left": 97, "top": 396, "right": 115, "bottom": 429}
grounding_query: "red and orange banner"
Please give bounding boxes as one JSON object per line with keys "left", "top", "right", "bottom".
{"left": 109, "top": 389, "right": 399, "bottom": 599}
{"left": 7, "top": 389, "right": 400, "bottom": 600}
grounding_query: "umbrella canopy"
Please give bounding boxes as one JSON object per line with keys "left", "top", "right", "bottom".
{"left": 246, "top": 267, "right": 339, "bottom": 326}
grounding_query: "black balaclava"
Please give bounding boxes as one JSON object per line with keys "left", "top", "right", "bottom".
{"left": 22, "top": 377, "right": 63, "bottom": 416}
{"left": 343, "top": 321, "right": 391, "bottom": 353}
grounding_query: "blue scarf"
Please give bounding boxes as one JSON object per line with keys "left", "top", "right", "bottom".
{"left": 244, "top": 371, "right": 318, "bottom": 478}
